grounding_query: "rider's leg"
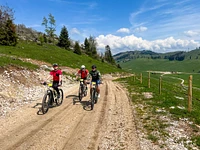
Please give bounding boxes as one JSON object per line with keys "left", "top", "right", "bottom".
{"left": 90, "top": 83, "right": 92, "bottom": 99}
{"left": 53, "top": 81, "right": 60, "bottom": 98}
{"left": 96, "top": 80, "right": 100, "bottom": 97}
{"left": 84, "top": 79, "right": 87, "bottom": 90}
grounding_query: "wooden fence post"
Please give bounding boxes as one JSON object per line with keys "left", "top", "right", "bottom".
{"left": 148, "top": 72, "right": 150, "bottom": 88}
{"left": 188, "top": 75, "right": 192, "bottom": 112}
{"left": 133, "top": 72, "right": 135, "bottom": 82}
{"left": 140, "top": 73, "right": 142, "bottom": 84}
{"left": 159, "top": 77, "right": 162, "bottom": 94}
{"left": 134, "top": 74, "right": 135, "bottom": 82}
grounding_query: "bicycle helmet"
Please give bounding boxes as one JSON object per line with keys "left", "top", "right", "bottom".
{"left": 53, "top": 63, "right": 58, "bottom": 67}
{"left": 81, "top": 65, "right": 85, "bottom": 69}
{"left": 92, "top": 65, "right": 96, "bottom": 69}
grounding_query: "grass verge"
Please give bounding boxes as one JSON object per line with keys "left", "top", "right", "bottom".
{"left": 115, "top": 74, "right": 200, "bottom": 149}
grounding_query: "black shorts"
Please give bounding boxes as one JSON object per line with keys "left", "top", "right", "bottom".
{"left": 81, "top": 77, "right": 87, "bottom": 80}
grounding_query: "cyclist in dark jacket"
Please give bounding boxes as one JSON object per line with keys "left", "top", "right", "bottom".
{"left": 89, "top": 65, "right": 101, "bottom": 98}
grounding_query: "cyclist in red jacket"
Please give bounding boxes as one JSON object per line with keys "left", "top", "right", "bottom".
{"left": 76, "top": 65, "right": 89, "bottom": 90}
{"left": 45, "top": 63, "right": 62, "bottom": 98}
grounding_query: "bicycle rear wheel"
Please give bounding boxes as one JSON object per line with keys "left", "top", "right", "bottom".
{"left": 42, "top": 92, "right": 51, "bottom": 114}
{"left": 56, "top": 89, "right": 63, "bottom": 106}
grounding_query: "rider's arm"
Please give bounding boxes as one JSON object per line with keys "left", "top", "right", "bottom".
{"left": 43, "top": 74, "right": 52, "bottom": 83}
{"left": 75, "top": 70, "right": 81, "bottom": 80}
{"left": 98, "top": 71, "right": 103, "bottom": 83}
{"left": 58, "top": 75, "right": 62, "bottom": 85}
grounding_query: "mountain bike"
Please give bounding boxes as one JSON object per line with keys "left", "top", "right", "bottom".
{"left": 41, "top": 82, "right": 63, "bottom": 114}
{"left": 78, "top": 79, "right": 87, "bottom": 101}
{"left": 90, "top": 81, "right": 98, "bottom": 110}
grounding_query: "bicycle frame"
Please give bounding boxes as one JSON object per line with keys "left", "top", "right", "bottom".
{"left": 41, "top": 82, "right": 63, "bottom": 114}
{"left": 78, "top": 79, "right": 87, "bottom": 101}
{"left": 90, "top": 82, "right": 98, "bottom": 110}
{"left": 46, "top": 83, "right": 57, "bottom": 101}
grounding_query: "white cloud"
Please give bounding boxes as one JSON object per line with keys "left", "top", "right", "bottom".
{"left": 96, "top": 34, "right": 200, "bottom": 54}
{"left": 128, "top": 0, "right": 200, "bottom": 41}
{"left": 184, "top": 30, "right": 200, "bottom": 37}
{"left": 134, "top": 26, "right": 148, "bottom": 32}
{"left": 70, "top": 28, "right": 80, "bottom": 34}
{"left": 117, "top": 28, "right": 130, "bottom": 34}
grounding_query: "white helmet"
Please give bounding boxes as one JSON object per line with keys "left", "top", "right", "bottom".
{"left": 81, "top": 65, "right": 85, "bottom": 69}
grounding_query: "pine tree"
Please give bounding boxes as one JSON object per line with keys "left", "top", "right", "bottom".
{"left": 84, "top": 38, "right": 90, "bottom": 55}
{"left": 74, "top": 41, "right": 81, "bottom": 55}
{"left": 104, "top": 45, "right": 116, "bottom": 64}
{"left": 0, "top": 5, "right": 17, "bottom": 46}
{"left": 88, "top": 36, "right": 98, "bottom": 57}
{"left": 57, "top": 26, "right": 70, "bottom": 49}
{"left": 117, "top": 64, "right": 122, "bottom": 69}
{"left": 5, "top": 19, "right": 17, "bottom": 46}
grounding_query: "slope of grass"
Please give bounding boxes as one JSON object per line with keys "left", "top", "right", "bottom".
{"left": 0, "top": 41, "right": 123, "bottom": 74}
{"left": 0, "top": 55, "right": 38, "bottom": 70}
{"left": 116, "top": 75, "right": 200, "bottom": 148}
{"left": 120, "top": 58, "right": 200, "bottom": 73}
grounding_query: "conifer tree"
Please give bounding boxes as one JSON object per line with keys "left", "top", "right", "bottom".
{"left": 57, "top": 26, "right": 70, "bottom": 49}
{"left": 74, "top": 41, "right": 81, "bottom": 55}
{"left": 88, "top": 36, "right": 98, "bottom": 57}
{"left": 0, "top": 5, "right": 17, "bottom": 46}
{"left": 104, "top": 45, "right": 116, "bottom": 64}
{"left": 84, "top": 38, "right": 90, "bottom": 55}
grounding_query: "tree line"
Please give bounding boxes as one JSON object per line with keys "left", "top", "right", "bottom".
{"left": 0, "top": 5, "right": 119, "bottom": 67}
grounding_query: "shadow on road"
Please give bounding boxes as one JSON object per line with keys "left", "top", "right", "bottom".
{"left": 66, "top": 94, "right": 78, "bottom": 98}
{"left": 32, "top": 102, "right": 58, "bottom": 115}
{"left": 71, "top": 96, "right": 92, "bottom": 111}
{"left": 82, "top": 100, "right": 92, "bottom": 111}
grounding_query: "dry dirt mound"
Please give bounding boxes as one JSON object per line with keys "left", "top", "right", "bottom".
{"left": 0, "top": 65, "right": 75, "bottom": 117}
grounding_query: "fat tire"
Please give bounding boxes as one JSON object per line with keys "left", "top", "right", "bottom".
{"left": 56, "top": 89, "right": 63, "bottom": 106}
{"left": 41, "top": 92, "right": 51, "bottom": 114}
{"left": 91, "top": 89, "right": 95, "bottom": 110}
{"left": 78, "top": 86, "right": 83, "bottom": 101}
{"left": 94, "top": 92, "right": 98, "bottom": 104}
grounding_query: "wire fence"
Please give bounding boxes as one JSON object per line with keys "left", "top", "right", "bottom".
{"left": 133, "top": 72, "right": 200, "bottom": 112}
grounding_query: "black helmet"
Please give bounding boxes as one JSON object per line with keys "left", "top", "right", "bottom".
{"left": 53, "top": 63, "right": 58, "bottom": 67}
{"left": 92, "top": 65, "right": 96, "bottom": 69}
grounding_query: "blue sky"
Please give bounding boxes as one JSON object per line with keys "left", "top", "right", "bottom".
{"left": 1, "top": 0, "right": 200, "bottom": 54}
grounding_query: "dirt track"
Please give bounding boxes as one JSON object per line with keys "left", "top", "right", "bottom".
{"left": 0, "top": 79, "right": 140, "bottom": 150}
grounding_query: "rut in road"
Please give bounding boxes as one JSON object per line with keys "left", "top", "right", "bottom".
{"left": 0, "top": 80, "right": 140, "bottom": 150}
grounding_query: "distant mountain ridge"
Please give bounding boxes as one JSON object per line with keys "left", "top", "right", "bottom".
{"left": 113, "top": 49, "right": 200, "bottom": 62}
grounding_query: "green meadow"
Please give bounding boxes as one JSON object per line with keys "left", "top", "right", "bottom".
{"left": 0, "top": 41, "right": 122, "bottom": 74}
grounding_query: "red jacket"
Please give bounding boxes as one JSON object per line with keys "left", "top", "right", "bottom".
{"left": 78, "top": 69, "right": 89, "bottom": 79}
{"left": 50, "top": 70, "right": 62, "bottom": 81}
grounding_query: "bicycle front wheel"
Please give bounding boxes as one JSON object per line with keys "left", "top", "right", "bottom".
{"left": 42, "top": 92, "right": 51, "bottom": 114}
{"left": 94, "top": 92, "right": 98, "bottom": 104}
{"left": 56, "top": 89, "right": 63, "bottom": 106}
{"left": 78, "top": 86, "right": 83, "bottom": 101}
{"left": 90, "top": 89, "right": 95, "bottom": 110}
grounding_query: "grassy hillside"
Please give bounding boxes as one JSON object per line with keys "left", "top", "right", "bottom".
{"left": 120, "top": 58, "right": 200, "bottom": 73}
{"left": 0, "top": 41, "right": 123, "bottom": 74}
{"left": 114, "top": 49, "right": 200, "bottom": 62}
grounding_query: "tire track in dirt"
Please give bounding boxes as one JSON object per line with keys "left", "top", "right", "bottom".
{"left": 62, "top": 82, "right": 109, "bottom": 150}
{"left": 0, "top": 79, "right": 140, "bottom": 150}
{"left": 0, "top": 95, "right": 73, "bottom": 150}
{"left": 97, "top": 81, "right": 140, "bottom": 150}
{"left": 0, "top": 85, "right": 79, "bottom": 150}
{"left": 6, "top": 83, "right": 108, "bottom": 150}
{"left": 87, "top": 82, "right": 108, "bottom": 150}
